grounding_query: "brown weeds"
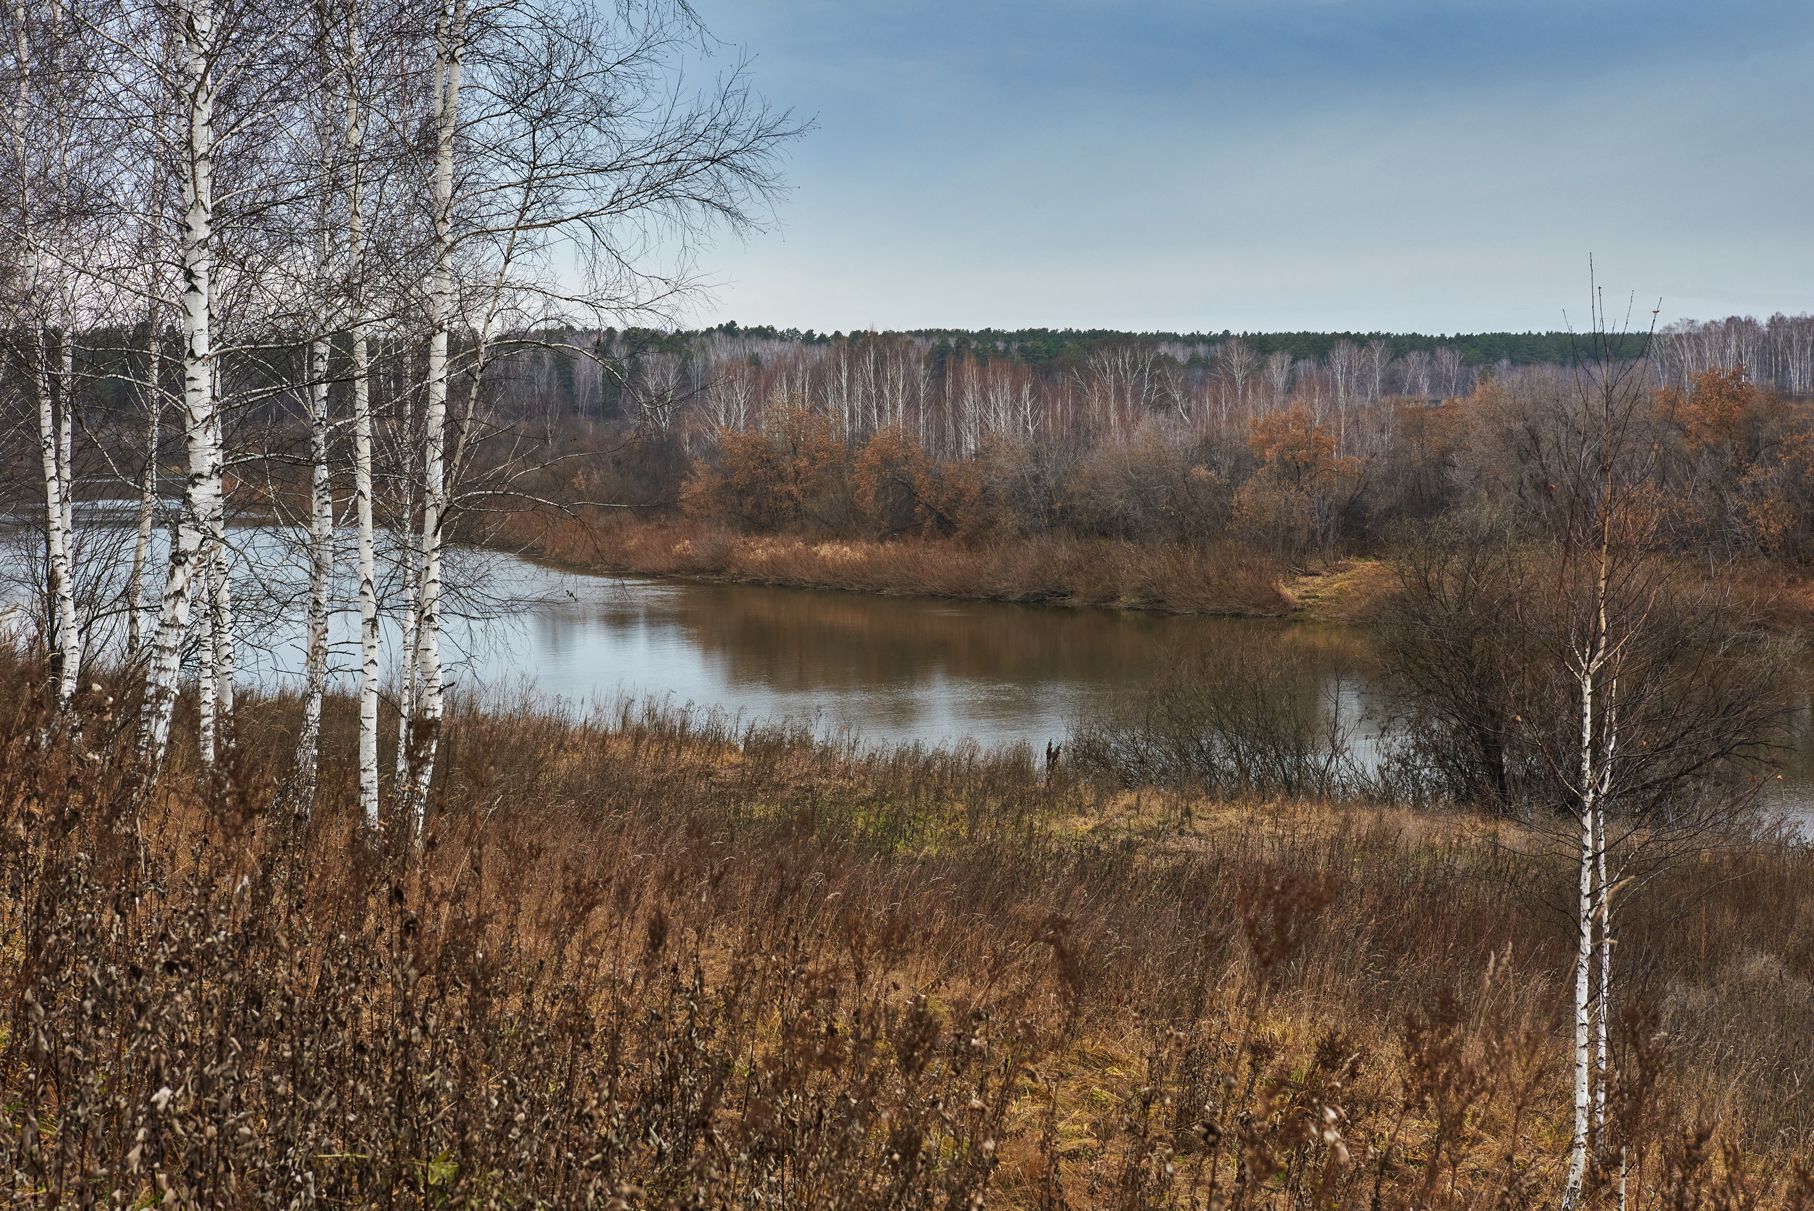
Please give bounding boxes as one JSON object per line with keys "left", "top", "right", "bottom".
{"left": 0, "top": 651, "right": 1810, "bottom": 1206}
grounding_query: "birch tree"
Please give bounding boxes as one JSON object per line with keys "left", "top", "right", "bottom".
{"left": 138, "top": 0, "right": 225, "bottom": 766}
{"left": 287, "top": 0, "right": 381, "bottom": 816}
{"left": 1544, "top": 280, "right": 1785, "bottom": 1209}
{"left": 398, "top": 0, "right": 464, "bottom": 831}
{"left": 3, "top": 0, "right": 83, "bottom": 717}
{"left": 132, "top": 0, "right": 304, "bottom": 769}
{"left": 128, "top": 305, "right": 164, "bottom": 664}
{"left": 339, "top": 0, "right": 393, "bottom": 829}
{"left": 393, "top": 0, "right": 798, "bottom": 838}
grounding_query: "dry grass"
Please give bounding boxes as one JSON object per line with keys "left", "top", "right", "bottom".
{"left": 498, "top": 514, "right": 1296, "bottom": 617}
{"left": 1279, "top": 558, "right": 1400, "bottom": 623}
{"left": 2, "top": 652, "right": 1813, "bottom": 1206}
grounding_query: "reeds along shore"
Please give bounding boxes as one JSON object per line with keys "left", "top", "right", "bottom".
{"left": 3, "top": 653, "right": 1813, "bottom": 1207}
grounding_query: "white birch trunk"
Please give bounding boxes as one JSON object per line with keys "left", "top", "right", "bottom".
{"left": 196, "top": 563, "right": 216, "bottom": 767}
{"left": 394, "top": 401, "right": 419, "bottom": 793}
{"left": 13, "top": 6, "right": 78, "bottom": 715}
{"left": 1561, "top": 653, "right": 1599, "bottom": 1211}
{"left": 1593, "top": 803, "right": 1611, "bottom": 1136}
{"left": 395, "top": 497, "right": 418, "bottom": 786}
{"left": 35, "top": 328, "right": 78, "bottom": 712}
{"left": 354, "top": 324, "right": 379, "bottom": 828}
{"left": 342, "top": 6, "right": 381, "bottom": 830}
{"left": 402, "top": 0, "right": 466, "bottom": 835}
{"left": 207, "top": 419, "right": 234, "bottom": 754}
{"left": 292, "top": 333, "right": 333, "bottom": 813}
{"left": 1592, "top": 678, "right": 1619, "bottom": 1175}
{"left": 56, "top": 331, "right": 74, "bottom": 550}
{"left": 129, "top": 316, "right": 161, "bottom": 664}
{"left": 141, "top": 0, "right": 221, "bottom": 771}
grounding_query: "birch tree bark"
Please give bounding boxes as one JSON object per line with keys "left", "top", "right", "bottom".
{"left": 353, "top": 324, "right": 379, "bottom": 826}
{"left": 1560, "top": 633, "right": 1604, "bottom": 1210}
{"left": 36, "top": 327, "right": 80, "bottom": 712}
{"left": 140, "top": 0, "right": 223, "bottom": 770}
{"left": 338, "top": 0, "right": 380, "bottom": 829}
{"left": 206, "top": 380, "right": 234, "bottom": 756}
{"left": 9, "top": 2, "right": 80, "bottom": 716}
{"left": 55, "top": 329, "right": 75, "bottom": 546}
{"left": 196, "top": 564, "right": 216, "bottom": 766}
{"left": 395, "top": 483, "right": 419, "bottom": 787}
{"left": 129, "top": 311, "right": 161, "bottom": 664}
{"left": 1559, "top": 278, "right": 1651, "bottom": 1211}
{"left": 399, "top": 0, "right": 466, "bottom": 834}
{"left": 291, "top": 327, "right": 332, "bottom": 812}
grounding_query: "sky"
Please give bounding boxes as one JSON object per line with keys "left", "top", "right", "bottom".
{"left": 671, "top": 0, "right": 1814, "bottom": 335}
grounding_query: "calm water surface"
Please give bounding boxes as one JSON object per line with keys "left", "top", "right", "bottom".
{"left": 7, "top": 519, "right": 1811, "bottom": 815}
{"left": 472, "top": 567, "right": 1383, "bottom": 751}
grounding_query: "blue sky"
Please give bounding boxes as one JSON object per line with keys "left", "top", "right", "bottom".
{"left": 679, "top": 0, "right": 1814, "bottom": 333}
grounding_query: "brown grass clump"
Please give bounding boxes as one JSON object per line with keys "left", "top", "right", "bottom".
{"left": 2, "top": 650, "right": 1813, "bottom": 1206}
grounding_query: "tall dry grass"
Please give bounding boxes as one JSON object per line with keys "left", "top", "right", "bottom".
{"left": 2, "top": 650, "right": 1813, "bottom": 1206}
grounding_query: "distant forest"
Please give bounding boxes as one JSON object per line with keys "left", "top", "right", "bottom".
{"left": 489, "top": 313, "right": 1814, "bottom": 436}
{"left": 468, "top": 314, "right": 1814, "bottom": 569}
{"left": 634, "top": 323, "right": 1642, "bottom": 368}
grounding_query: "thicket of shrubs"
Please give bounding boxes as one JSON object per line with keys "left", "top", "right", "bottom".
{"left": 674, "top": 403, "right": 1357, "bottom": 560}
{"left": 542, "top": 367, "right": 1814, "bottom": 572}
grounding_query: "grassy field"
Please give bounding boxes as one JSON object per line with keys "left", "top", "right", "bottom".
{"left": 2, "top": 653, "right": 1812, "bottom": 1206}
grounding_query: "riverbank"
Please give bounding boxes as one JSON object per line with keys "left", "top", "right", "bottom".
{"left": 491, "top": 512, "right": 1814, "bottom": 636}
{"left": 491, "top": 512, "right": 1408, "bottom": 620}
{"left": 6, "top": 654, "right": 1811, "bottom": 1206}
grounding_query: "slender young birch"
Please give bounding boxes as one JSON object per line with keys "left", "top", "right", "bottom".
{"left": 342, "top": 1, "right": 381, "bottom": 828}
{"left": 210, "top": 549, "right": 235, "bottom": 744}
{"left": 9, "top": 2, "right": 80, "bottom": 715}
{"left": 291, "top": 324, "right": 332, "bottom": 811}
{"left": 395, "top": 468, "right": 419, "bottom": 786}
{"left": 353, "top": 322, "right": 380, "bottom": 824}
{"left": 393, "top": 361, "right": 419, "bottom": 790}
{"left": 289, "top": 0, "right": 356, "bottom": 816}
{"left": 129, "top": 309, "right": 161, "bottom": 663}
{"left": 140, "top": 0, "right": 222, "bottom": 769}
{"left": 1592, "top": 682, "right": 1617, "bottom": 1142}
{"left": 400, "top": 0, "right": 466, "bottom": 832}
{"left": 35, "top": 327, "right": 80, "bottom": 712}
{"left": 1561, "top": 610, "right": 1607, "bottom": 1210}
{"left": 1560, "top": 279, "right": 1651, "bottom": 1211}
{"left": 196, "top": 562, "right": 216, "bottom": 766}
{"left": 379, "top": 0, "right": 796, "bottom": 834}
{"left": 55, "top": 329, "right": 74, "bottom": 546}
{"left": 1592, "top": 694, "right": 1619, "bottom": 1202}
{"left": 206, "top": 382, "right": 234, "bottom": 754}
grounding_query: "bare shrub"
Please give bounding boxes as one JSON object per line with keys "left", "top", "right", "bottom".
{"left": 1375, "top": 512, "right": 1795, "bottom": 820}
{"left": 1070, "top": 641, "right": 1369, "bottom": 799}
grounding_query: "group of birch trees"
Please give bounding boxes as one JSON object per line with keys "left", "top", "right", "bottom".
{"left": 0, "top": 0, "right": 793, "bottom": 834}
{"left": 481, "top": 313, "right": 1814, "bottom": 467}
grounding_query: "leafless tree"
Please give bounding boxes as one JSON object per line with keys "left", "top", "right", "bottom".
{"left": 391, "top": 0, "right": 800, "bottom": 835}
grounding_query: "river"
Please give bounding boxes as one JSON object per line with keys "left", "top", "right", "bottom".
{"left": 6, "top": 518, "right": 1812, "bottom": 816}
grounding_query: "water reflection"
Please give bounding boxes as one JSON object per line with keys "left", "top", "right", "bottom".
{"left": 507, "top": 572, "right": 1380, "bottom": 751}
{"left": 4, "top": 520, "right": 1810, "bottom": 814}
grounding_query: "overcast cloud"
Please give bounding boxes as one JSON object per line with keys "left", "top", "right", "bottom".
{"left": 674, "top": 0, "right": 1814, "bottom": 333}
